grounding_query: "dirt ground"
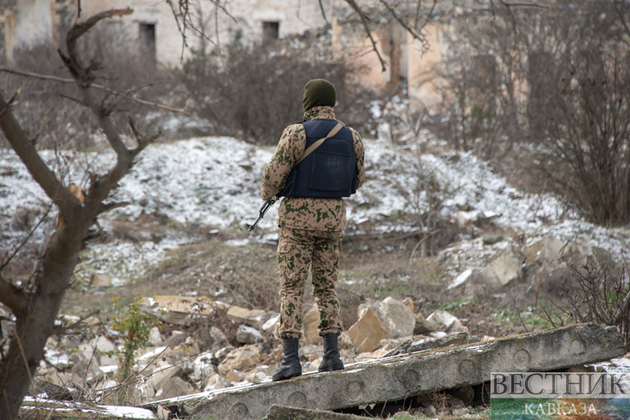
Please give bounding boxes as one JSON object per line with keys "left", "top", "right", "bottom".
{"left": 60, "top": 214, "right": 550, "bottom": 341}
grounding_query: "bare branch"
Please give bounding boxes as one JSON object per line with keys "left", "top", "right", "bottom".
{"left": 0, "top": 273, "right": 29, "bottom": 317}
{"left": 0, "top": 203, "right": 53, "bottom": 272}
{"left": 0, "top": 68, "right": 190, "bottom": 115}
{"left": 318, "top": 0, "right": 329, "bottom": 25}
{"left": 0, "top": 93, "right": 80, "bottom": 215}
{"left": 344, "top": 0, "right": 387, "bottom": 72}
{"left": 98, "top": 201, "right": 131, "bottom": 214}
{"left": 379, "top": 0, "right": 430, "bottom": 53}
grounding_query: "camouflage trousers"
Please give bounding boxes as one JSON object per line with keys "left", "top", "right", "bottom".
{"left": 277, "top": 227, "right": 343, "bottom": 339}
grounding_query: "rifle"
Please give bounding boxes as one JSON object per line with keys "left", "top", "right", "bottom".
{"left": 247, "top": 197, "right": 277, "bottom": 231}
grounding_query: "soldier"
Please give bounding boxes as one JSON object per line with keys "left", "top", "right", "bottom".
{"left": 261, "top": 79, "right": 365, "bottom": 381}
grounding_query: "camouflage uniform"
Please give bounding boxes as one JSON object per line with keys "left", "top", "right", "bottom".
{"left": 261, "top": 106, "right": 366, "bottom": 339}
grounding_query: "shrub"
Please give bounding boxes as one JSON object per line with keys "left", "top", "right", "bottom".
{"left": 180, "top": 32, "right": 377, "bottom": 145}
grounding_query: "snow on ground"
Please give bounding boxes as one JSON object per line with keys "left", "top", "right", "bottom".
{"left": 1, "top": 134, "right": 629, "bottom": 286}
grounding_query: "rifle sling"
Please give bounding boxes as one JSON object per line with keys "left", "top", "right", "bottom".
{"left": 294, "top": 121, "right": 345, "bottom": 166}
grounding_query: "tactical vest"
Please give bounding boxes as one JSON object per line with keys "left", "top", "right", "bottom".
{"left": 279, "top": 119, "right": 357, "bottom": 198}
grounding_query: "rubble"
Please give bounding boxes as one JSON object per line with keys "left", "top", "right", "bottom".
{"left": 21, "top": 397, "right": 157, "bottom": 419}
{"left": 150, "top": 323, "right": 625, "bottom": 420}
{"left": 346, "top": 307, "right": 387, "bottom": 352}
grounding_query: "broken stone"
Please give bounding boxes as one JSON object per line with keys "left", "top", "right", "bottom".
{"left": 165, "top": 331, "right": 188, "bottom": 349}
{"left": 262, "top": 313, "right": 281, "bottom": 337}
{"left": 155, "top": 376, "right": 195, "bottom": 399}
{"left": 35, "top": 379, "right": 74, "bottom": 401}
{"left": 204, "top": 371, "right": 231, "bottom": 391}
{"left": 413, "top": 312, "right": 437, "bottom": 335}
{"left": 375, "top": 297, "right": 415, "bottom": 339}
{"left": 302, "top": 305, "right": 323, "bottom": 345}
{"left": 90, "top": 272, "right": 112, "bottom": 288}
{"left": 226, "top": 306, "right": 268, "bottom": 328}
{"left": 141, "top": 295, "right": 218, "bottom": 326}
{"left": 210, "top": 326, "right": 229, "bottom": 349}
{"left": 71, "top": 358, "right": 105, "bottom": 386}
{"left": 479, "top": 248, "right": 521, "bottom": 288}
{"left": 483, "top": 234, "right": 504, "bottom": 245}
{"left": 149, "top": 326, "right": 163, "bottom": 346}
{"left": 225, "top": 369, "right": 246, "bottom": 383}
{"left": 236, "top": 324, "right": 264, "bottom": 344}
{"left": 524, "top": 235, "right": 565, "bottom": 264}
{"left": 347, "top": 307, "right": 387, "bottom": 353}
{"left": 402, "top": 297, "right": 414, "bottom": 312}
{"left": 146, "top": 361, "right": 187, "bottom": 394}
{"left": 90, "top": 336, "right": 117, "bottom": 366}
{"left": 217, "top": 344, "right": 261, "bottom": 376}
{"left": 162, "top": 324, "right": 625, "bottom": 420}
{"left": 359, "top": 297, "right": 415, "bottom": 339}
{"left": 425, "top": 310, "right": 464, "bottom": 333}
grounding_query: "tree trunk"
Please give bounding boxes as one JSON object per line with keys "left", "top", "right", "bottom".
{"left": 0, "top": 223, "right": 88, "bottom": 419}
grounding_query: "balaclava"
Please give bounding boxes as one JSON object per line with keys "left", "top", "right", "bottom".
{"left": 302, "top": 79, "right": 337, "bottom": 112}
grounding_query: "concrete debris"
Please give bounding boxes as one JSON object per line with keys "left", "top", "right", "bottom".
{"left": 303, "top": 305, "right": 323, "bottom": 344}
{"left": 413, "top": 312, "right": 437, "bottom": 335}
{"left": 524, "top": 235, "right": 565, "bottom": 264}
{"left": 236, "top": 324, "right": 265, "bottom": 344}
{"left": 347, "top": 307, "right": 387, "bottom": 353}
{"left": 148, "top": 326, "right": 164, "bottom": 346}
{"left": 140, "top": 295, "right": 221, "bottom": 326}
{"left": 90, "top": 272, "right": 112, "bottom": 288}
{"left": 227, "top": 305, "right": 276, "bottom": 329}
{"left": 382, "top": 331, "right": 478, "bottom": 357}
{"left": 155, "top": 376, "right": 195, "bottom": 399}
{"left": 217, "top": 344, "right": 262, "bottom": 376}
{"left": 150, "top": 323, "right": 625, "bottom": 420}
{"left": 364, "top": 297, "right": 415, "bottom": 339}
{"left": 479, "top": 247, "right": 521, "bottom": 288}
{"left": 264, "top": 404, "right": 368, "bottom": 420}
{"left": 425, "top": 310, "right": 467, "bottom": 333}
{"left": 21, "top": 397, "right": 157, "bottom": 419}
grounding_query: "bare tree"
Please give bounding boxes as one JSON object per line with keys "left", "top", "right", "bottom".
{"left": 0, "top": 8, "right": 166, "bottom": 418}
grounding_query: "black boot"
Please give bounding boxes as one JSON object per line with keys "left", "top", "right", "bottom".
{"left": 318, "top": 333, "right": 344, "bottom": 372}
{"left": 272, "top": 338, "right": 302, "bottom": 381}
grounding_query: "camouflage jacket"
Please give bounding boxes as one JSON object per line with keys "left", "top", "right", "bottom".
{"left": 261, "top": 106, "right": 366, "bottom": 231}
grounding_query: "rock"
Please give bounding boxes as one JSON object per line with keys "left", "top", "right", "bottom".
{"left": 262, "top": 313, "right": 281, "bottom": 337}
{"left": 90, "top": 272, "right": 111, "bottom": 288}
{"left": 483, "top": 235, "right": 504, "bottom": 245}
{"left": 87, "top": 336, "right": 117, "bottom": 366}
{"left": 225, "top": 369, "right": 245, "bottom": 383}
{"left": 414, "top": 312, "right": 437, "bottom": 335}
{"left": 236, "top": 324, "right": 264, "bottom": 344}
{"left": 360, "top": 297, "right": 415, "bottom": 339}
{"left": 302, "top": 305, "right": 323, "bottom": 345}
{"left": 178, "top": 336, "right": 201, "bottom": 356}
{"left": 218, "top": 344, "right": 261, "bottom": 376}
{"left": 141, "top": 295, "right": 218, "bottom": 326}
{"left": 402, "top": 297, "right": 414, "bottom": 312}
{"left": 479, "top": 247, "right": 521, "bottom": 288}
{"left": 210, "top": 326, "right": 229, "bottom": 349}
{"left": 155, "top": 376, "right": 194, "bottom": 399}
{"left": 424, "top": 404, "right": 437, "bottom": 416}
{"left": 204, "top": 372, "right": 231, "bottom": 391}
{"left": 71, "top": 358, "right": 105, "bottom": 386}
{"left": 226, "top": 306, "right": 268, "bottom": 328}
{"left": 426, "top": 310, "right": 466, "bottom": 333}
{"left": 347, "top": 307, "right": 387, "bottom": 353}
{"left": 165, "top": 331, "right": 188, "bottom": 349}
{"left": 35, "top": 379, "right": 73, "bottom": 401}
{"left": 148, "top": 326, "right": 163, "bottom": 346}
{"left": 524, "top": 235, "right": 565, "bottom": 264}
{"left": 146, "top": 361, "right": 187, "bottom": 393}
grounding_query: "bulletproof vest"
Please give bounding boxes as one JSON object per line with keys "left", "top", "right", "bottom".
{"left": 279, "top": 119, "right": 357, "bottom": 198}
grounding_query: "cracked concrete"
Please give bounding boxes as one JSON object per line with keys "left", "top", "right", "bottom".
{"left": 147, "top": 323, "right": 626, "bottom": 420}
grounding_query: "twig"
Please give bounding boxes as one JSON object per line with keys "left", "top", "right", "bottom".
{"left": 515, "top": 308, "right": 529, "bottom": 333}
{"left": 344, "top": 0, "right": 387, "bottom": 72}
{"left": 318, "top": 0, "right": 329, "bottom": 25}
{"left": 0, "top": 88, "right": 22, "bottom": 121}
{"left": 379, "top": 0, "right": 429, "bottom": 53}
{"left": 0, "top": 67, "right": 190, "bottom": 115}
{"left": 0, "top": 202, "right": 53, "bottom": 271}
{"left": 3, "top": 389, "right": 13, "bottom": 420}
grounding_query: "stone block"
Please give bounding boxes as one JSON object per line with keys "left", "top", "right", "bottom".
{"left": 302, "top": 306, "right": 323, "bottom": 345}
{"left": 479, "top": 248, "right": 521, "bottom": 288}
{"left": 347, "top": 307, "right": 387, "bottom": 353}
{"left": 236, "top": 324, "right": 264, "bottom": 344}
{"left": 218, "top": 344, "right": 261, "bottom": 376}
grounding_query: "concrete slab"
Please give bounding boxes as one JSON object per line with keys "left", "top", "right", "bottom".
{"left": 264, "top": 404, "right": 367, "bottom": 420}
{"left": 148, "top": 323, "right": 626, "bottom": 420}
